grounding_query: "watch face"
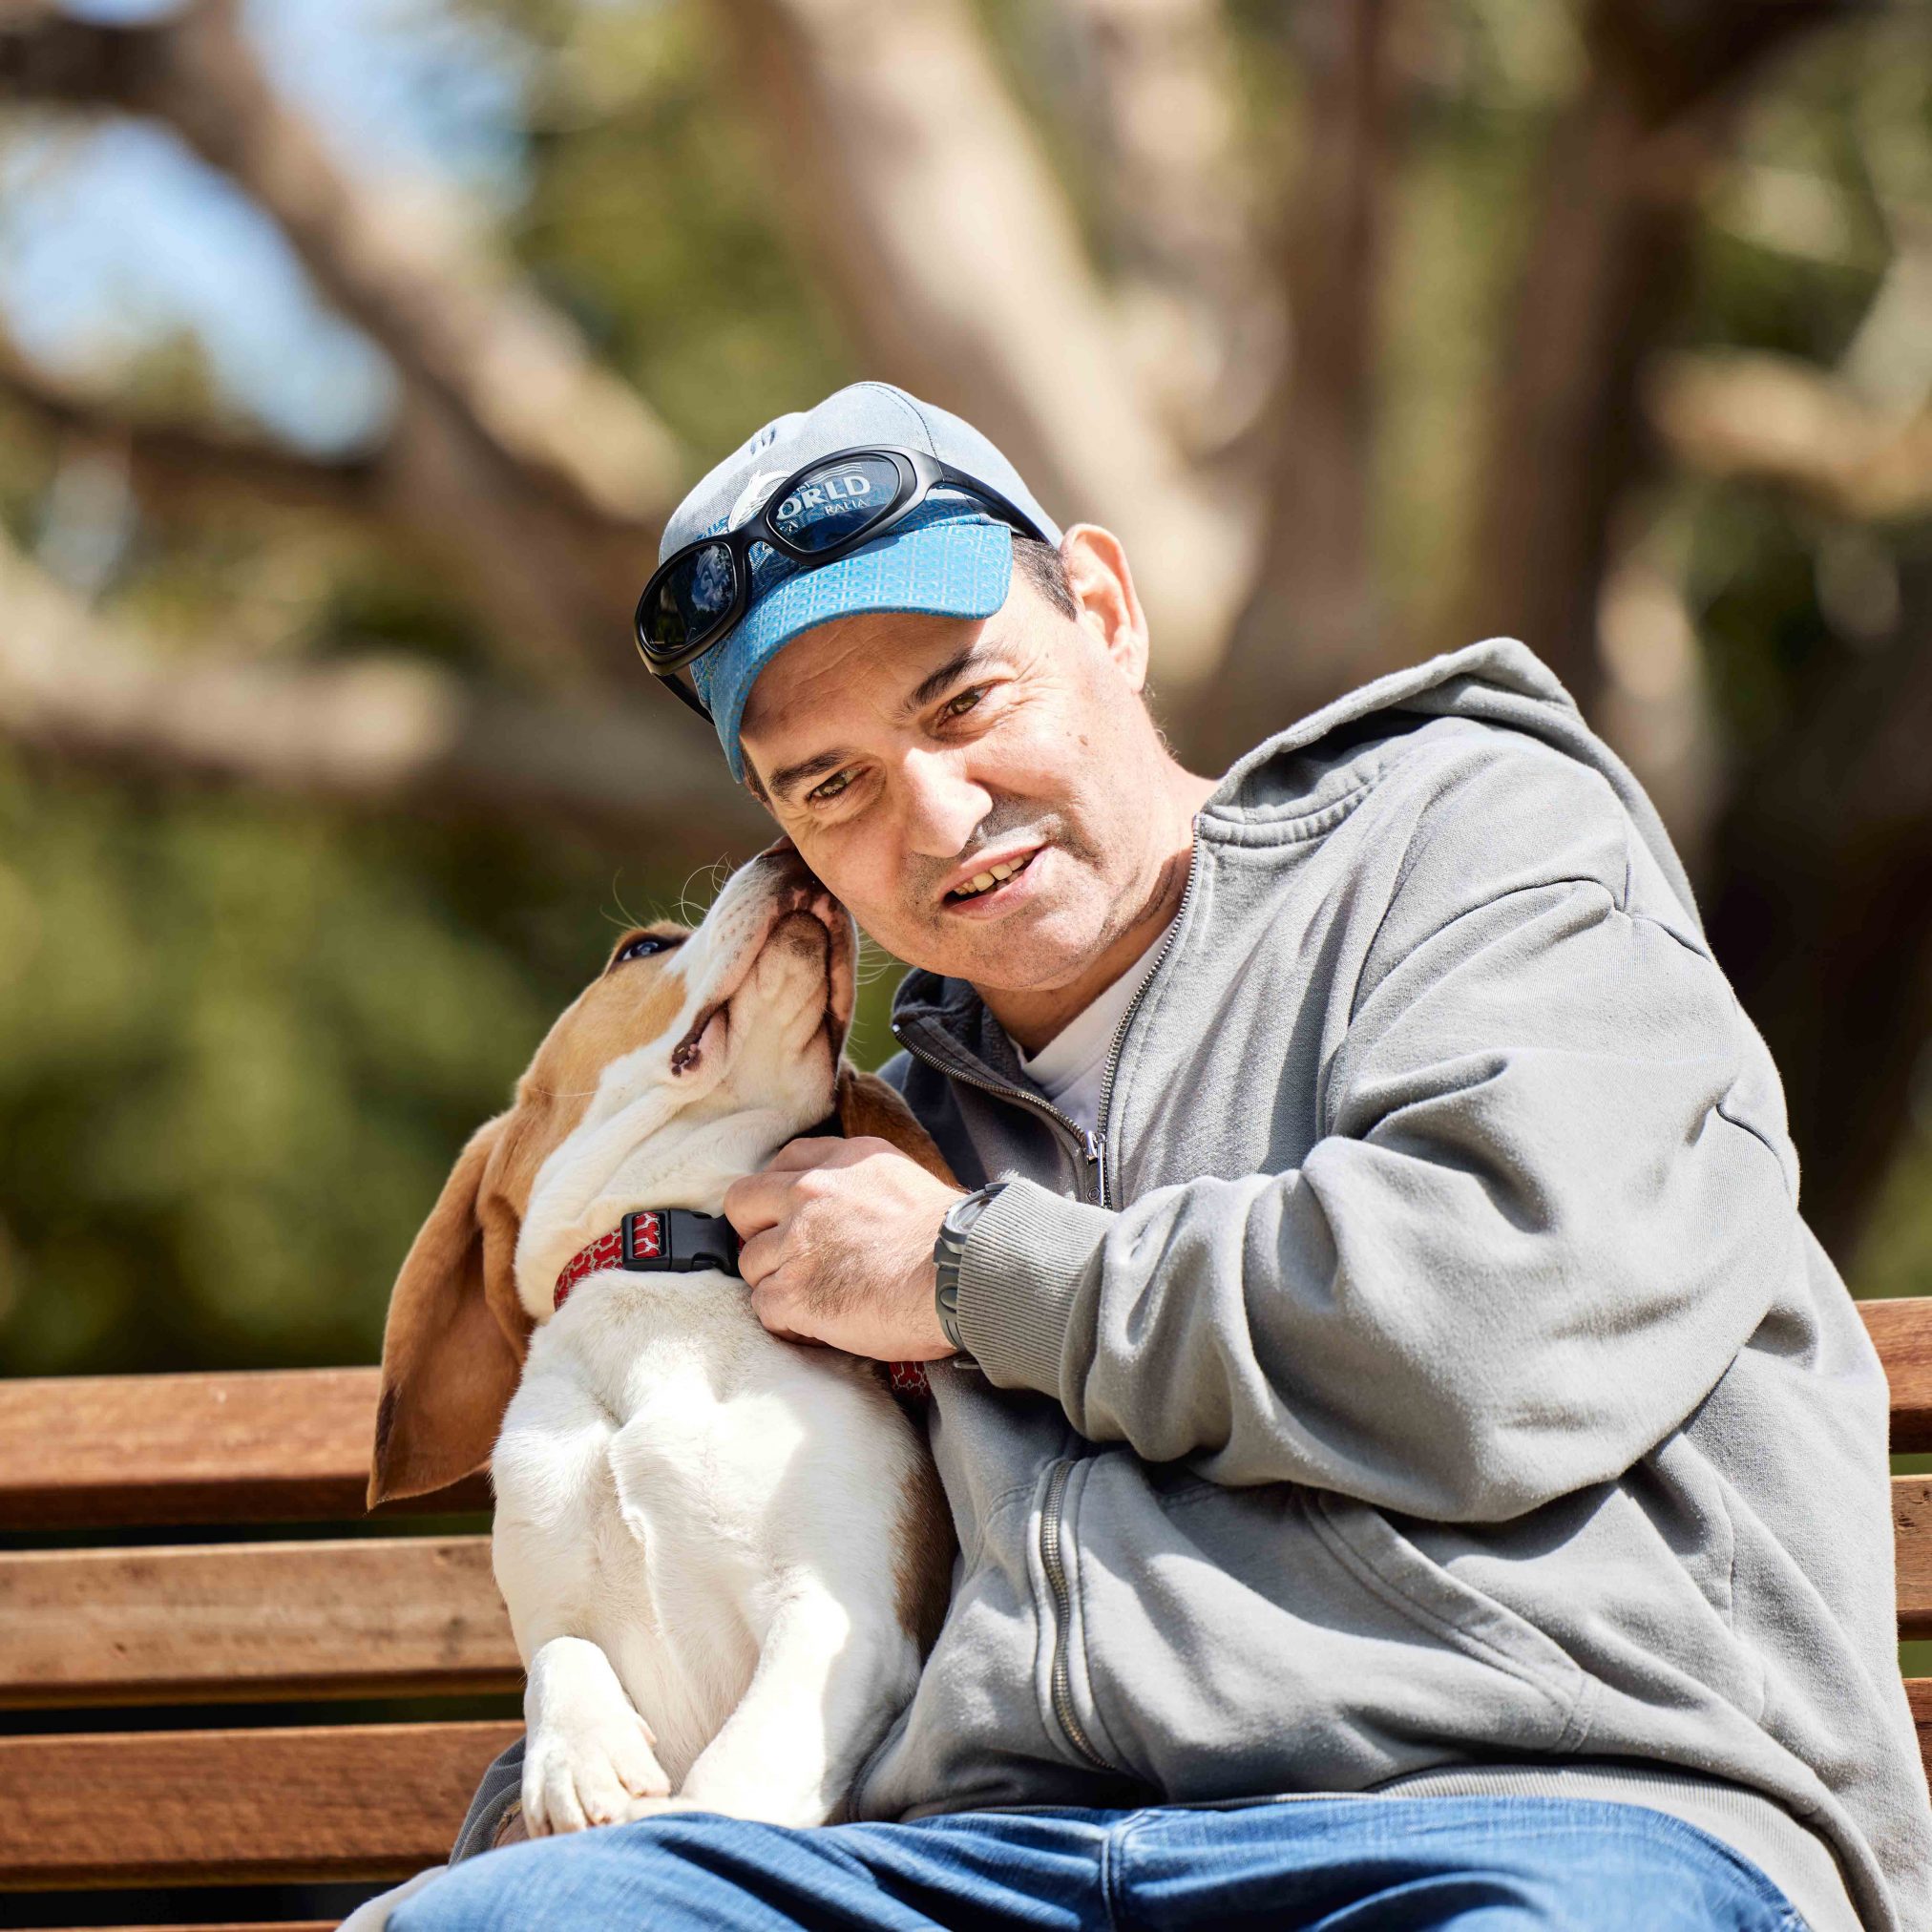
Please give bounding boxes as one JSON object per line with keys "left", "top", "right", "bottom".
{"left": 945, "top": 1183, "right": 998, "bottom": 1241}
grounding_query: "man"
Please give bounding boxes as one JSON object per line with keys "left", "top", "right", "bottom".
{"left": 399, "top": 383, "right": 1931, "bottom": 1930}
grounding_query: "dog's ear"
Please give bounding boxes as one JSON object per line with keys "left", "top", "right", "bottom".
{"left": 835, "top": 1066, "right": 956, "bottom": 1186}
{"left": 368, "top": 1114, "right": 525, "bottom": 1509}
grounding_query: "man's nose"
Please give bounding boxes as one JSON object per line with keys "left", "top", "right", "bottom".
{"left": 899, "top": 748, "right": 993, "bottom": 859}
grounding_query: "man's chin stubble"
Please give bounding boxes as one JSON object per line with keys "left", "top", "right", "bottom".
{"left": 914, "top": 892, "right": 1124, "bottom": 994}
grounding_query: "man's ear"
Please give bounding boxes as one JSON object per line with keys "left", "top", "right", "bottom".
{"left": 836, "top": 1066, "right": 956, "bottom": 1186}
{"left": 368, "top": 1115, "right": 527, "bottom": 1508}
{"left": 1060, "top": 523, "right": 1148, "bottom": 691}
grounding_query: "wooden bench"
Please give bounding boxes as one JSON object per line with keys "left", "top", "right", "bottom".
{"left": 4, "top": 1303, "right": 1931, "bottom": 1927}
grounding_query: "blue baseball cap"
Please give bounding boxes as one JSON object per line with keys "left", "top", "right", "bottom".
{"left": 656, "top": 382, "right": 1061, "bottom": 781}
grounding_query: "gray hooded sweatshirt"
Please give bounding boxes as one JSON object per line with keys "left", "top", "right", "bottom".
{"left": 850, "top": 640, "right": 1932, "bottom": 1932}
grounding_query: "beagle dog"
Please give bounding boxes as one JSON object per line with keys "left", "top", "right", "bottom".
{"left": 368, "top": 847, "right": 953, "bottom": 1846}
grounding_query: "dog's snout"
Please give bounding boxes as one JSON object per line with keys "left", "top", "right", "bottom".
{"left": 754, "top": 839, "right": 830, "bottom": 906}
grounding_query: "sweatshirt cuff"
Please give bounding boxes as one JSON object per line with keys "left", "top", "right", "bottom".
{"left": 953, "top": 1178, "right": 1114, "bottom": 1396}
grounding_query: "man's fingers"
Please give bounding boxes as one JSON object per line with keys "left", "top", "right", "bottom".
{"left": 723, "top": 1139, "right": 861, "bottom": 1235}
{"left": 761, "top": 1135, "right": 854, "bottom": 1172}
{"left": 748, "top": 1276, "right": 810, "bottom": 1343}
{"left": 722, "top": 1167, "right": 790, "bottom": 1235}
{"left": 735, "top": 1226, "right": 788, "bottom": 1289}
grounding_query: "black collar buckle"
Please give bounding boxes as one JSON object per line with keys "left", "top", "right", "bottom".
{"left": 620, "top": 1208, "right": 742, "bottom": 1277}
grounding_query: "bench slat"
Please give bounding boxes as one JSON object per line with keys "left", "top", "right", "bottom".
{"left": 3, "top": 1705, "right": 1926, "bottom": 1889}
{"left": 5, "top": 1500, "right": 1923, "bottom": 1694}
{"left": 1897, "top": 1477, "right": 1932, "bottom": 1641}
{"left": 0, "top": 1537, "right": 519, "bottom": 1707}
{"left": 0, "top": 1303, "right": 1920, "bottom": 1531}
{"left": 0, "top": 1720, "right": 521, "bottom": 1886}
{"left": 1862, "top": 1298, "right": 1932, "bottom": 1452}
{"left": 0, "top": 1368, "right": 485, "bottom": 1528}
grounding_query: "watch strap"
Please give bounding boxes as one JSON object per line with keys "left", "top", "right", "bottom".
{"left": 934, "top": 1182, "right": 1005, "bottom": 1351}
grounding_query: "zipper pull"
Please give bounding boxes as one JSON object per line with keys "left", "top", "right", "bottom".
{"left": 1082, "top": 1129, "right": 1106, "bottom": 1207}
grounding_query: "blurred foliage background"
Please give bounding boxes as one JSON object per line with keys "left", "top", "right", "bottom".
{"left": 0, "top": 0, "right": 1929, "bottom": 1382}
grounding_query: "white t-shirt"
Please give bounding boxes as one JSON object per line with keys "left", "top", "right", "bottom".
{"left": 1015, "top": 954, "right": 1155, "bottom": 1139}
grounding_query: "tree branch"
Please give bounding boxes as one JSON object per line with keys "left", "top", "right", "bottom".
{"left": 0, "top": 338, "right": 623, "bottom": 686}
{"left": 0, "top": 0, "right": 681, "bottom": 680}
{"left": 0, "top": 531, "right": 764, "bottom": 852}
{"left": 1648, "top": 349, "right": 1932, "bottom": 519}
{"left": 717, "top": 0, "right": 1251, "bottom": 691}
{"left": 0, "top": 339, "right": 387, "bottom": 520}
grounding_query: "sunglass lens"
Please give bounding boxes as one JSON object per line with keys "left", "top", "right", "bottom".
{"left": 769, "top": 455, "right": 901, "bottom": 555}
{"left": 645, "top": 541, "right": 738, "bottom": 658}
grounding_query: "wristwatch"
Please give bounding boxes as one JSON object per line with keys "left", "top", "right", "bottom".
{"left": 933, "top": 1183, "right": 1006, "bottom": 1351}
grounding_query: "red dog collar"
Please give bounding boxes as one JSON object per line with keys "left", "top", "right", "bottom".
{"left": 554, "top": 1208, "right": 739, "bottom": 1309}
{"left": 552, "top": 1208, "right": 930, "bottom": 1402}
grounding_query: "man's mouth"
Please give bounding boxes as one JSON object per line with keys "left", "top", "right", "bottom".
{"left": 944, "top": 847, "right": 1040, "bottom": 906}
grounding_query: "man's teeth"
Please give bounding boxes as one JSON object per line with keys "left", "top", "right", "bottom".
{"left": 950, "top": 851, "right": 1035, "bottom": 899}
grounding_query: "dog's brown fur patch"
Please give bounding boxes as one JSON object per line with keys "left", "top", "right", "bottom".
{"left": 835, "top": 1067, "right": 954, "bottom": 1183}
{"left": 893, "top": 1453, "right": 955, "bottom": 1654}
{"left": 368, "top": 925, "right": 694, "bottom": 1507}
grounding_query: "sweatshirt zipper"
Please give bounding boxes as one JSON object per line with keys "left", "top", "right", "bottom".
{"left": 1040, "top": 1458, "right": 1113, "bottom": 1771}
{"left": 1037, "top": 849, "right": 1195, "bottom": 1774}
{"left": 888, "top": 1022, "right": 1105, "bottom": 1203}
{"left": 892, "top": 834, "right": 1201, "bottom": 1777}
{"left": 885, "top": 1027, "right": 1109, "bottom": 1769}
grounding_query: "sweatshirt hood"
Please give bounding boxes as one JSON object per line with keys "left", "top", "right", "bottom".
{"left": 1208, "top": 637, "right": 1702, "bottom": 935}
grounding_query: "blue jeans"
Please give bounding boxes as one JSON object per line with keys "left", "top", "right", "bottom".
{"left": 390, "top": 1796, "right": 1805, "bottom": 1930}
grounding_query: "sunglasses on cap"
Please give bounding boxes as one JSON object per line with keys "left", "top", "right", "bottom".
{"left": 634, "top": 445, "right": 1049, "bottom": 720}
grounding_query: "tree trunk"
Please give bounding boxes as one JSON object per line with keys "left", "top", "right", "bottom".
{"left": 1458, "top": 0, "right": 1850, "bottom": 712}
{"left": 1182, "top": 0, "right": 1397, "bottom": 772}
{"left": 1705, "top": 557, "right": 1932, "bottom": 1266}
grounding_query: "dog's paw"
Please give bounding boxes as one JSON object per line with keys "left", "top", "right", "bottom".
{"left": 522, "top": 1638, "right": 671, "bottom": 1837}
{"left": 523, "top": 1707, "right": 672, "bottom": 1835}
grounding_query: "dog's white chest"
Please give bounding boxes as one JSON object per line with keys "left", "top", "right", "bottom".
{"left": 491, "top": 1273, "right": 917, "bottom": 1791}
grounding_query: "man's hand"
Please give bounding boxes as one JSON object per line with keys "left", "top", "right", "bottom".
{"left": 723, "top": 1138, "right": 966, "bottom": 1361}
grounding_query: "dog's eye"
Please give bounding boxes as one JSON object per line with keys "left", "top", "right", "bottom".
{"left": 615, "top": 934, "right": 675, "bottom": 964}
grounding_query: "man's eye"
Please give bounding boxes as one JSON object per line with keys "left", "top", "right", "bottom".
{"left": 616, "top": 934, "right": 677, "bottom": 963}
{"left": 808, "top": 769, "right": 852, "bottom": 804}
{"left": 942, "top": 685, "right": 987, "bottom": 720}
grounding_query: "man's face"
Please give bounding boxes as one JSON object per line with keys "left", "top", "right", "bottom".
{"left": 737, "top": 545, "right": 1179, "bottom": 998}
